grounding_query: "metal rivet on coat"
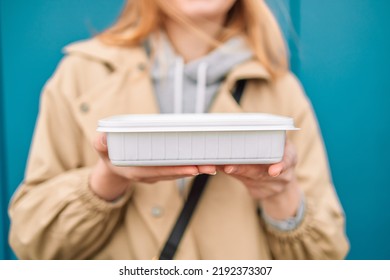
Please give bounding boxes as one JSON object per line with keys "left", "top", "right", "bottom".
{"left": 137, "top": 63, "right": 146, "bottom": 72}
{"left": 80, "top": 102, "right": 89, "bottom": 113}
{"left": 151, "top": 206, "right": 163, "bottom": 218}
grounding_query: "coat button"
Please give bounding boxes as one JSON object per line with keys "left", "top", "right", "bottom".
{"left": 80, "top": 102, "right": 89, "bottom": 113}
{"left": 151, "top": 206, "right": 163, "bottom": 218}
{"left": 137, "top": 63, "right": 146, "bottom": 72}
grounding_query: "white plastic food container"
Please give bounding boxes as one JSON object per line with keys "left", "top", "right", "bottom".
{"left": 97, "top": 113, "right": 297, "bottom": 166}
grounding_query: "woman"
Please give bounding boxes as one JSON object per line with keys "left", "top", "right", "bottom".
{"left": 8, "top": 0, "right": 349, "bottom": 259}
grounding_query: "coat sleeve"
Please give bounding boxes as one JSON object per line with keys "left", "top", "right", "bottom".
{"left": 263, "top": 74, "right": 350, "bottom": 259}
{"left": 8, "top": 57, "right": 132, "bottom": 260}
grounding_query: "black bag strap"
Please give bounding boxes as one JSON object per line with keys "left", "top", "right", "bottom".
{"left": 158, "top": 174, "right": 210, "bottom": 260}
{"left": 158, "top": 79, "right": 247, "bottom": 260}
{"left": 232, "top": 79, "right": 247, "bottom": 104}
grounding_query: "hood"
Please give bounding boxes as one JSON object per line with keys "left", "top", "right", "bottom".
{"left": 149, "top": 33, "right": 256, "bottom": 114}
{"left": 63, "top": 38, "right": 149, "bottom": 72}
{"left": 63, "top": 37, "right": 271, "bottom": 97}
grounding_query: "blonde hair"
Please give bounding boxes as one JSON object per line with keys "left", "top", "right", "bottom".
{"left": 98, "top": 0, "right": 288, "bottom": 78}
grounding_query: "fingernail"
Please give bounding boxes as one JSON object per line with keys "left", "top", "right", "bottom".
{"left": 270, "top": 169, "right": 281, "bottom": 177}
{"left": 100, "top": 135, "right": 107, "bottom": 147}
{"left": 208, "top": 171, "right": 217, "bottom": 176}
{"left": 192, "top": 173, "right": 200, "bottom": 176}
{"left": 226, "top": 166, "right": 237, "bottom": 174}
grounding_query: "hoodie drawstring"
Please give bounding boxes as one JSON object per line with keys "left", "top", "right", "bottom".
{"left": 173, "top": 57, "right": 184, "bottom": 114}
{"left": 195, "top": 62, "right": 208, "bottom": 114}
{"left": 173, "top": 58, "right": 208, "bottom": 114}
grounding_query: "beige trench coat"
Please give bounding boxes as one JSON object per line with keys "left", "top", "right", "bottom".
{"left": 8, "top": 39, "right": 349, "bottom": 259}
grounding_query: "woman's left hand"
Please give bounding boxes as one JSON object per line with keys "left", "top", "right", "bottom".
{"left": 218, "top": 140, "right": 302, "bottom": 220}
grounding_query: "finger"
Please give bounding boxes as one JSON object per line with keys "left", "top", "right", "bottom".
{"left": 142, "top": 174, "right": 196, "bottom": 184}
{"left": 216, "top": 166, "right": 225, "bottom": 172}
{"left": 227, "top": 171, "right": 285, "bottom": 199}
{"left": 93, "top": 133, "right": 109, "bottom": 161}
{"left": 246, "top": 184, "right": 276, "bottom": 200}
{"left": 131, "top": 165, "right": 199, "bottom": 180}
{"left": 268, "top": 162, "right": 284, "bottom": 177}
{"left": 268, "top": 141, "right": 297, "bottom": 177}
{"left": 198, "top": 165, "right": 217, "bottom": 175}
{"left": 224, "top": 164, "right": 268, "bottom": 179}
{"left": 158, "top": 165, "right": 200, "bottom": 176}
{"left": 224, "top": 165, "right": 239, "bottom": 174}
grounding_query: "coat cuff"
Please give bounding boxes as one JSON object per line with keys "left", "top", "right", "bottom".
{"left": 261, "top": 193, "right": 305, "bottom": 232}
{"left": 75, "top": 167, "right": 133, "bottom": 213}
{"left": 263, "top": 196, "right": 316, "bottom": 242}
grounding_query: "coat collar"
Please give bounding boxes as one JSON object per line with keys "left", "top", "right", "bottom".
{"left": 64, "top": 38, "right": 149, "bottom": 72}
{"left": 64, "top": 38, "right": 271, "bottom": 82}
{"left": 208, "top": 60, "right": 271, "bottom": 114}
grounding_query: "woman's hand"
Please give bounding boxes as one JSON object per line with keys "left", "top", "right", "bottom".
{"left": 89, "top": 133, "right": 217, "bottom": 201}
{"left": 218, "top": 140, "right": 302, "bottom": 220}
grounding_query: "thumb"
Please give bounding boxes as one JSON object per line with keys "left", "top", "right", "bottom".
{"left": 93, "top": 133, "right": 110, "bottom": 161}
{"left": 268, "top": 162, "right": 284, "bottom": 177}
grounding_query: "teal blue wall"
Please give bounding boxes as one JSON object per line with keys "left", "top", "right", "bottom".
{"left": 0, "top": 0, "right": 7, "bottom": 260}
{"left": 0, "top": 0, "right": 389, "bottom": 259}
{"left": 0, "top": 0, "right": 125, "bottom": 259}
{"left": 297, "top": 0, "right": 390, "bottom": 259}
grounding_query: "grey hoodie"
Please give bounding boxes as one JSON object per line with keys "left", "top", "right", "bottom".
{"left": 149, "top": 33, "right": 253, "bottom": 114}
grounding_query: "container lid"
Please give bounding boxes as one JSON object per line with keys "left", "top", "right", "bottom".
{"left": 97, "top": 113, "right": 298, "bottom": 133}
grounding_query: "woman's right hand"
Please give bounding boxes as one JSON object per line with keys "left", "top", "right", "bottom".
{"left": 89, "top": 133, "right": 216, "bottom": 201}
